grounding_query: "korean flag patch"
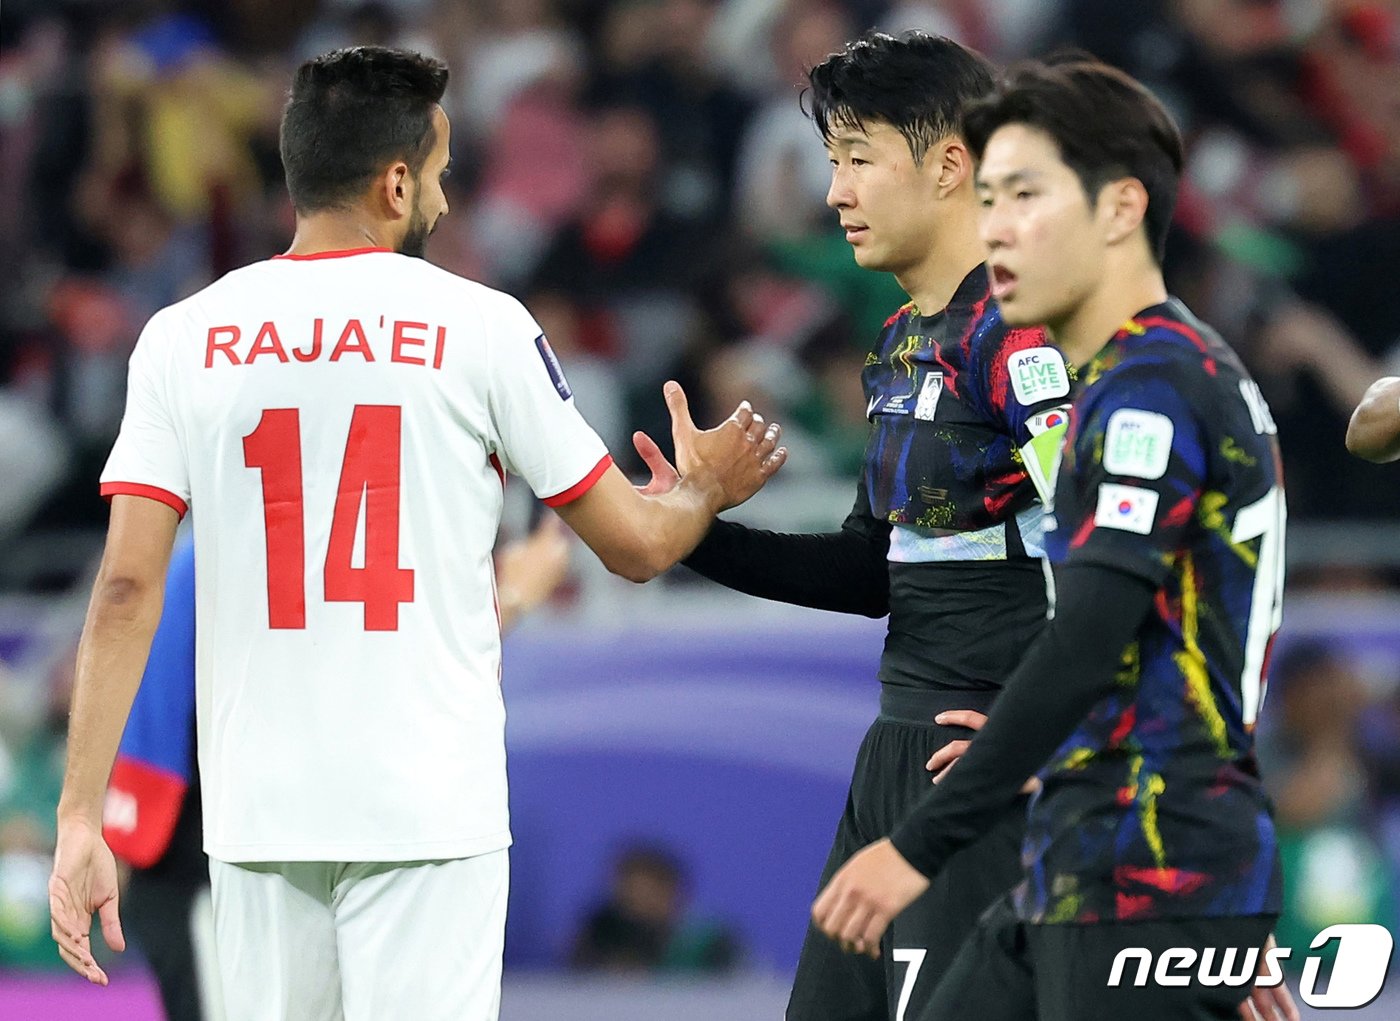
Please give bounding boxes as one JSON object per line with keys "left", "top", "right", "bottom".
{"left": 1008, "top": 347, "right": 1071, "bottom": 405}
{"left": 1026, "top": 404, "right": 1072, "bottom": 438}
{"left": 534, "top": 334, "right": 572, "bottom": 400}
{"left": 1094, "top": 483, "right": 1159, "bottom": 535}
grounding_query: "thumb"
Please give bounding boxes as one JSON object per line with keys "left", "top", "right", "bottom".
{"left": 632, "top": 430, "right": 680, "bottom": 494}
{"left": 634, "top": 431, "right": 678, "bottom": 474}
{"left": 98, "top": 892, "right": 125, "bottom": 953}
{"left": 632, "top": 429, "right": 666, "bottom": 468}
{"left": 664, "top": 381, "right": 696, "bottom": 437}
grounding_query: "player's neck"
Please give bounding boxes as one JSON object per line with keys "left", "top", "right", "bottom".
{"left": 897, "top": 226, "right": 985, "bottom": 317}
{"left": 284, "top": 214, "right": 396, "bottom": 257}
{"left": 1051, "top": 263, "right": 1168, "bottom": 369}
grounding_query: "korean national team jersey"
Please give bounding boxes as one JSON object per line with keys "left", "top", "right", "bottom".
{"left": 101, "top": 248, "right": 610, "bottom": 862}
{"left": 1027, "top": 299, "right": 1285, "bottom": 923}
{"left": 861, "top": 265, "right": 1071, "bottom": 691}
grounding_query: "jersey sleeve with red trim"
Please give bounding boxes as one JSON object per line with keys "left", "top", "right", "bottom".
{"left": 483, "top": 294, "right": 610, "bottom": 505}
{"left": 99, "top": 310, "right": 191, "bottom": 517}
{"left": 1045, "top": 361, "right": 1206, "bottom": 585}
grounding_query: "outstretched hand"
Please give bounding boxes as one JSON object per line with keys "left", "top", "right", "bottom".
{"left": 645, "top": 381, "right": 787, "bottom": 509}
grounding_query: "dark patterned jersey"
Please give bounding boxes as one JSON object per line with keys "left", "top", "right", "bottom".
{"left": 859, "top": 265, "right": 1072, "bottom": 691}
{"left": 1022, "top": 299, "right": 1285, "bottom": 923}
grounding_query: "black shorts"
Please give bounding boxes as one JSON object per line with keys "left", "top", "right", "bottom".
{"left": 124, "top": 871, "right": 214, "bottom": 1021}
{"left": 787, "top": 687, "right": 1028, "bottom": 1021}
{"left": 921, "top": 894, "right": 1277, "bottom": 1021}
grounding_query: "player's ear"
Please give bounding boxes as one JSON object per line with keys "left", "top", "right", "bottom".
{"left": 935, "top": 138, "right": 973, "bottom": 197}
{"left": 1100, "top": 177, "right": 1149, "bottom": 248}
{"left": 381, "top": 161, "right": 412, "bottom": 218}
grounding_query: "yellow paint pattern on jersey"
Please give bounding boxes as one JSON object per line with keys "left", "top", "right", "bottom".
{"left": 1056, "top": 746, "right": 1096, "bottom": 771}
{"left": 893, "top": 332, "right": 921, "bottom": 381}
{"left": 1044, "top": 892, "right": 1084, "bottom": 924}
{"left": 1121, "top": 754, "right": 1168, "bottom": 868}
{"left": 1198, "top": 491, "right": 1258, "bottom": 569}
{"left": 1139, "top": 770, "right": 1168, "bottom": 869}
{"left": 1173, "top": 552, "right": 1231, "bottom": 755}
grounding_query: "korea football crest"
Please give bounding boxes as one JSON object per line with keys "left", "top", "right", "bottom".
{"left": 914, "top": 372, "right": 944, "bottom": 421}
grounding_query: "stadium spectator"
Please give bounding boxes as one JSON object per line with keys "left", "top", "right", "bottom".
{"left": 570, "top": 843, "right": 740, "bottom": 973}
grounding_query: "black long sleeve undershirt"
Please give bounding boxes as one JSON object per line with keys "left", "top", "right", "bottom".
{"left": 680, "top": 487, "right": 891, "bottom": 618}
{"left": 889, "top": 562, "right": 1157, "bottom": 876}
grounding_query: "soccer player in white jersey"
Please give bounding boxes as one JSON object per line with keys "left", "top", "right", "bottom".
{"left": 48, "top": 46, "right": 786, "bottom": 1020}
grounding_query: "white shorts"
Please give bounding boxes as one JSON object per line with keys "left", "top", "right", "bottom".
{"left": 208, "top": 851, "right": 508, "bottom": 1021}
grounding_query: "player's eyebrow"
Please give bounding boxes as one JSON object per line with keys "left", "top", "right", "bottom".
{"left": 974, "top": 169, "right": 1044, "bottom": 191}
{"left": 826, "top": 132, "right": 871, "bottom": 149}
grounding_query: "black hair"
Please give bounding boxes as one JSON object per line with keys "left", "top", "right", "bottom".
{"left": 616, "top": 844, "right": 685, "bottom": 886}
{"left": 963, "top": 59, "right": 1185, "bottom": 263}
{"left": 280, "top": 46, "right": 449, "bottom": 213}
{"left": 805, "top": 31, "right": 996, "bottom": 165}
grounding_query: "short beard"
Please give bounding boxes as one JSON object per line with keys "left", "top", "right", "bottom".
{"left": 399, "top": 202, "right": 431, "bottom": 259}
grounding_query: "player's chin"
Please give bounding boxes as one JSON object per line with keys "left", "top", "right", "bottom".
{"left": 848, "top": 241, "right": 885, "bottom": 269}
{"left": 994, "top": 293, "right": 1041, "bottom": 328}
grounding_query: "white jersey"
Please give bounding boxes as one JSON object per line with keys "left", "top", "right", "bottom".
{"left": 101, "top": 248, "right": 610, "bottom": 862}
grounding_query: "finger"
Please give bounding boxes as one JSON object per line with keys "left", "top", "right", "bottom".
{"left": 632, "top": 430, "right": 679, "bottom": 480}
{"left": 1271, "top": 984, "right": 1299, "bottom": 1021}
{"left": 98, "top": 893, "right": 125, "bottom": 953}
{"left": 836, "top": 898, "right": 876, "bottom": 948}
{"left": 57, "top": 943, "right": 102, "bottom": 983}
{"left": 664, "top": 381, "right": 696, "bottom": 436}
{"left": 821, "top": 887, "right": 863, "bottom": 944}
{"left": 1252, "top": 987, "right": 1285, "bottom": 1021}
{"left": 760, "top": 447, "right": 788, "bottom": 477}
{"left": 859, "top": 911, "right": 891, "bottom": 957}
{"left": 926, "top": 740, "right": 970, "bottom": 773}
{"left": 53, "top": 927, "right": 106, "bottom": 985}
{"left": 933, "top": 710, "right": 989, "bottom": 730}
{"left": 811, "top": 881, "right": 838, "bottom": 930}
{"left": 756, "top": 422, "right": 781, "bottom": 459}
{"left": 52, "top": 919, "right": 95, "bottom": 970}
{"left": 746, "top": 412, "right": 766, "bottom": 443}
{"left": 49, "top": 888, "right": 91, "bottom": 946}
{"left": 730, "top": 400, "right": 754, "bottom": 433}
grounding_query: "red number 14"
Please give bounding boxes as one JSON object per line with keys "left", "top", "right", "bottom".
{"left": 243, "top": 405, "right": 415, "bottom": 631}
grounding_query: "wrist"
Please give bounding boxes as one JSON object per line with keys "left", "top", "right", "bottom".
{"left": 57, "top": 799, "right": 105, "bottom": 830}
{"left": 681, "top": 465, "right": 728, "bottom": 515}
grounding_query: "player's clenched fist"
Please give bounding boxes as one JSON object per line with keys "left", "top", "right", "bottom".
{"left": 811, "top": 838, "right": 929, "bottom": 958}
{"left": 663, "top": 381, "right": 787, "bottom": 509}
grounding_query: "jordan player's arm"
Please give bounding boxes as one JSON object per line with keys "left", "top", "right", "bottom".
{"left": 58, "top": 496, "right": 181, "bottom": 826}
{"left": 555, "top": 425, "right": 784, "bottom": 583}
{"left": 1346, "top": 376, "right": 1400, "bottom": 463}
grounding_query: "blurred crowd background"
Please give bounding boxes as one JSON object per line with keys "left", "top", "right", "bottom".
{"left": 1, "top": 0, "right": 1399, "bottom": 1008}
